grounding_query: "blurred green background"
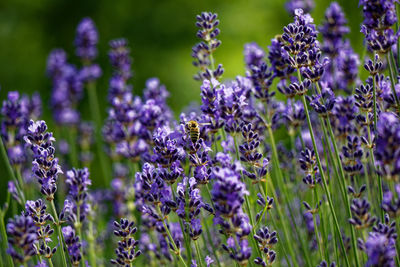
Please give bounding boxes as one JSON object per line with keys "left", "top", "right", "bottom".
{"left": 0, "top": 0, "right": 363, "bottom": 116}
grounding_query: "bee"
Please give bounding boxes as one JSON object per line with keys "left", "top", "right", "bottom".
{"left": 185, "top": 120, "right": 201, "bottom": 144}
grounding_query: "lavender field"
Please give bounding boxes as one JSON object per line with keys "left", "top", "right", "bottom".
{"left": 0, "top": 0, "right": 399, "bottom": 266}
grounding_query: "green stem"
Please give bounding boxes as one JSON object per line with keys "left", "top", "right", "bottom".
{"left": 0, "top": 138, "right": 25, "bottom": 204}
{"left": 244, "top": 194, "right": 262, "bottom": 259}
{"left": 170, "top": 184, "right": 192, "bottom": 266}
{"left": 300, "top": 94, "right": 351, "bottom": 267}
{"left": 386, "top": 52, "right": 400, "bottom": 115}
{"left": 264, "top": 114, "right": 304, "bottom": 267}
{"left": 49, "top": 200, "right": 68, "bottom": 267}
{"left": 313, "top": 81, "right": 360, "bottom": 266}
{"left": 87, "top": 81, "right": 111, "bottom": 186}
{"left": 390, "top": 48, "right": 399, "bottom": 76}
{"left": 161, "top": 218, "right": 188, "bottom": 267}
{"left": 365, "top": 112, "right": 384, "bottom": 221}
{"left": 312, "top": 188, "right": 324, "bottom": 262}
{"left": 0, "top": 210, "right": 14, "bottom": 267}
{"left": 194, "top": 241, "right": 203, "bottom": 267}
{"left": 267, "top": 179, "right": 295, "bottom": 267}
{"left": 88, "top": 220, "right": 96, "bottom": 267}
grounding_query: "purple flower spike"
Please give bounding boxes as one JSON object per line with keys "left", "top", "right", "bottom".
{"left": 192, "top": 12, "right": 224, "bottom": 81}
{"left": 253, "top": 226, "right": 278, "bottom": 266}
{"left": 25, "top": 199, "right": 57, "bottom": 259}
{"left": 1, "top": 91, "right": 42, "bottom": 165}
{"left": 109, "top": 38, "right": 132, "bottom": 81}
{"left": 63, "top": 226, "right": 82, "bottom": 266}
{"left": 65, "top": 168, "right": 92, "bottom": 224}
{"left": 375, "top": 112, "right": 400, "bottom": 178}
{"left": 75, "top": 17, "right": 99, "bottom": 61}
{"left": 6, "top": 214, "right": 38, "bottom": 263}
{"left": 244, "top": 42, "right": 265, "bottom": 69}
{"left": 24, "top": 120, "right": 62, "bottom": 200}
{"left": 111, "top": 218, "right": 142, "bottom": 266}
{"left": 364, "top": 232, "right": 396, "bottom": 266}
{"left": 360, "top": 0, "right": 398, "bottom": 53}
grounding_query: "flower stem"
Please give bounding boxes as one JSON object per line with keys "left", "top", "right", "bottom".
{"left": 312, "top": 80, "right": 360, "bottom": 266}
{"left": 0, "top": 137, "right": 25, "bottom": 204}
{"left": 87, "top": 81, "right": 111, "bottom": 186}
{"left": 0, "top": 209, "right": 14, "bottom": 267}
{"left": 263, "top": 113, "right": 304, "bottom": 267}
{"left": 194, "top": 240, "right": 203, "bottom": 267}
{"left": 300, "top": 93, "right": 351, "bottom": 267}
{"left": 312, "top": 188, "right": 324, "bottom": 261}
{"left": 364, "top": 111, "right": 384, "bottom": 221}
{"left": 386, "top": 52, "right": 400, "bottom": 115}
{"left": 49, "top": 200, "right": 68, "bottom": 267}
{"left": 75, "top": 205, "right": 85, "bottom": 267}
{"left": 161, "top": 219, "right": 188, "bottom": 267}
{"left": 87, "top": 220, "right": 97, "bottom": 267}
{"left": 170, "top": 184, "right": 192, "bottom": 266}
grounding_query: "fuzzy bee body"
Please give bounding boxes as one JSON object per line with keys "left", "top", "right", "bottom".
{"left": 185, "top": 120, "right": 201, "bottom": 144}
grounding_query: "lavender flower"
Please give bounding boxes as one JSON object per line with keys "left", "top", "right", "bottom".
{"left": 364, "top": 232, "right": 396, "bottom": 266}
{"left": 1, "top": 91, "right": 41, "bottom": 165}
{"left": 375, "top": 112, "right": 400, "bottom": 178}
{"left": 319, "top": 2, "right": 349, "bottom": 57}
{"left": 309, "top": 83, "right": 336, "bottom": 116}
{"left": 253, "top": 226, "right": 278, "bottom": 266}
{"left": 281, "top": 9, "right": 318, "bottom": 70}
{"left": 135, "top": 162, "right": 174, "bottom": 227}
{"left": 65, "top": 168, "right": 92, "bottom": 224}
{"left": 24, "top": 120, "right": 63, "bottom": 200}
{"left": 331, "top": 96, "right": 358, "bottom": 140}
{"left": 244, "top": 42, "right": 265, "bottom": 69}
{"left": 281, "top": 99, "right": 305, "bottom": 130}
{"left": 360, "top": 0, "right": 398, "bottom": 53}
{"left": 212, "top": 165, "right": 252, "bottom": 264}
{"left": 63, "top": 226, "right": 82, "bottom": 266}
{"left": 349, "top": 198, "right": 376, "bottom": 229}
{"left": 268, "top": 37, "right": 294, "bottom": 79}
{"left": 382, "top": 184, "right": 400, "bottom": 217}
{"left": 109, "top": 38, "right": 132, "bottom": 81}
{"left": 111, "top": 218, "right": 142, "bottom": 266}
{"left": 239, "top": 123, "right": 269, "bottom": 183}
{"left": 319, "top": 3, "right": 359, "bottom": 93}
{"left": 6, "top": 214, "right": 38, "bottom": 263}
{"left": 341, "top": 135, "right": 363, "bottom": 176}
{"left": 192, "top": 12, "right": 224, "bottom": 81}
{"left": 176, "top": 177, "right": 205, "bottom": 240}
{"left": 75, "top": 18, "right": 99, "bottom": 61}
{"left": 25, "top": 199, "right": 57, "bottom": 258}
{"left": 47, "top": 49, "right": 83, "bottom": 125}
{"left": 299, "top": 148, "right": 320, "bottom": 188}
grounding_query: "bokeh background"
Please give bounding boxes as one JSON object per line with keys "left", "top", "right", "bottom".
{"left": 0, "top": 0, "right": 363, "bottom": 116}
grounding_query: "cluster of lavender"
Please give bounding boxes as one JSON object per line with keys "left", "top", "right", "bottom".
{"left": 3, "top": 1, "right": 400, "bottom": 267}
